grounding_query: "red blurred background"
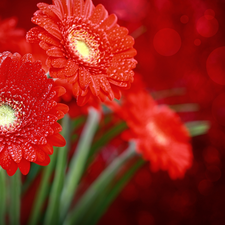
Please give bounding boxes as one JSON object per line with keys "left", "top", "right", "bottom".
{"left": 1, "top": 0, "right": 225, "bottom": 224}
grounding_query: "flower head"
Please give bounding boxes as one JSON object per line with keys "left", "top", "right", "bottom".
{"left": 26, "top": 0, "right": 137, "bottom": 105}
{"left": 116, "top": 82, "right": 193, "bottom": 179}
{"left": 0, "top": 17, "right": 30, "bottom": 54}
{"left": 0, "top": 52, "right": 68, "bottom": 176}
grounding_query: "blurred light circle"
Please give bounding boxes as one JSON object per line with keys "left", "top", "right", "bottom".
{"left": 194, "top": 39, "right": 201, "bottom": 46}
{"left": 203, "top": 146, "right": 220, "bottom": 164}
{"left": 137, "top": 211, "right": 154, "bottom": 225}
{"left": 121, "top": 183, "right": 138, "bottom": 202}
{"left": 153, "top": 28, "right": 181, "bottom": 56}
{"left": 206, "top": 47, "right": 225, "bottom": 85}
{"left": 198, "top": 179, "right": 213, "bottom": 195}
{"left": 206, "top": 165, "right": 221, "bottom": 182}
{"left": 204, "top": 9, "right": 215, "bottom": 20}
{"left": 180, "top": 15, "right": 189, "bottom": 24}
{"left": 212, "top": 92, "right": 225, "bottom": 126}
{"left": 196, "top": 16, "right": 219, "bottom": 37}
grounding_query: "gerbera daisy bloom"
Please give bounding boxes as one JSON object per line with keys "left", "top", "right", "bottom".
{"left": 26, "top": 0, "right": 137, "bottom": 105}
{"left": 116, "top": 88, "right": 193, "bottom": 179}
{"left": 0, "top": 17, "right": 30, "bottom": 55}
{"left": 0, "top": 52, "right": 69, "bottom": 176}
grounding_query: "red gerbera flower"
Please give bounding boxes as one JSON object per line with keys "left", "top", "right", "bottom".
{"left": 26, "top": 0, "right": 137, "bottom": 105}
{"left": 0, "top": 17, "right": 31, "bottom": 55}
{"left": 118, "top": 90, "right": 193, "bottom": 179}
{"left": 0, "top": 52, "right": 69, "bottom": 176}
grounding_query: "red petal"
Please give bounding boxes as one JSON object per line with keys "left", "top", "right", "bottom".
{"left": 37, "top": 3, "right": 59, "bottom": 21}
{"left": 47, "top": 133, "right": 66, "bottom": 147}
{"left": 8, "top": 144, "right": 22, "bottom": 163}
{"left": 108, "top": 79, "right": 129, "bottom": 88}
{"left": 48, "top": 5, "right": 63, "bottom": 20}
{"left": 76, "top": 93, "right": 91, "bottom": 106}
{"left": 0, "top": 143, "right": 5, "bottom": 152}
{"left": 107, "top": 26, "right": 128, "bottom": 43}
{"left": 54, "top": 103, "right": 69, "bottom": 114}
{"left": 99, "top": 14, "right": 117, "bottom": 30}
{"left": 35, "top": 148, "right": 46, "bottom": 162}
{"left": 50, "top": 57, "right": 68, "bottom": 68}
{"left": 89, "top": 76, "right": 100, "bottom": 97}
{"left": 72, "top": 82, "right": 82, "bottom": 96}
{"left": 114, "top": 48, "right": 137, "bottom": 59}
{"left": 51, "top": 122, "right": 62, "bottom": 134}
{"left": 22, "top": 144, "right": 37, "bottom": 162}
{"left": 50, "top": 60, "right": 78, "bottom": 78}
{"left": 50, "top": 68, "right": 66, "bottom": 79}
{"left": 111, "top": 85, "right": 122, "bottom": 100}
{"left": 111, "top": 35, "right": 135, "bottom": 53}
{"left": 0, "top": 148, "right": 12, "bottom": 170}
{"left": 35, "top": 153, "right": 50, "bottom": 166}
{"left": 83, "top": 0, "right": 94, "bottom": 18}
{"left": 63, "top": 60, "right": 79, "bottom": 77}
{"left": 41, "top": 143, "right": 54, "bottom": 155}
{"left": 7, "top": 161, "right": 18, "bottom": 176}
{"left": 38, "top": 32, "right": 61, "bottom": 46}
{"left": 40, "top": 41, "right": 52, "bottom": 50}
{"left": 79, "top": 67, "right": 91, "bottom": 90}
{"left": 72, "top": 0, "right": 84, "bottom": 17}
{"left": 52, "top": 85, "right": 66, "bottom": 97}
{"left": 89, "top": 4, "right": 108, "bottom": 24}
{"left": 43, "top": 24, "right": 62, "bottom": 40}
{"left": 53, "top": 0, "right": 67, "bottom": 16}
{"left": 26, "top": 27, "right": 43, "bottom": 43}
{"left": 18, "top": 159, "right": 30, "bottom": 175}
{"left": 21, "top": 53, "right": 33, "bottom": 64}
{"left": 46, "top": 46, "right": 65, "bottom": 57}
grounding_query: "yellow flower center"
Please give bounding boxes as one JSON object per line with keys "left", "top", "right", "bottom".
{"left": 76, "top": 40, "right": 90, "bottom": 58}
{"left": 147, "top": 121, "right": 169, "bottom": 146}
{"left": 67, "top": 29, "right": 100, "bottom": 65}
{"left": 0, "top": 104, "right": 16, "bottom": 128}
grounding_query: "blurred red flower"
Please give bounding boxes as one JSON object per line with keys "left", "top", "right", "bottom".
{"left": 121, "top": 90, "right": 193, "bottom": 179}
{"left": 0, "top": 17, "right": 30, "bottom": 54}
{"left": 0, "top": 52, "right": 68, "bottom": 176}
{"left": 26, "top": 0, "right": 137, "bottom": 105}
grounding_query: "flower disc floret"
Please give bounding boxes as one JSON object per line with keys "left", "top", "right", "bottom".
{"left": 26, "top": 0, "right": 137, "bottom": 105}
{"left": 0, "top": 52, "right": 68, "bottom": 176}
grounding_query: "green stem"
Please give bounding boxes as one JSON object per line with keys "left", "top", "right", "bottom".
{"left": 9, "top": 170, "right": 21, "bottom": 225}
{"left": 28, "top": 152, "right": 58, "bottom": 225}
{"left": 43, "top": 114, "right": 71, "bottom": 225}
{"left": 63, "top": 142, "right": 137, "bottom": 225}
{"left": 88, "top": 121, "right": 127, "bottom": 161}
{"left": 85, "top": 159, "right": 145, "bottom": 225}
{"left": 60, "top": 107, "right": 100, "bottom": 222}
{"left": 0, "top": 168, "right": 6, "bottom": 225}
{"left": 22, "top": 164, "right": 42, "bottom": 195}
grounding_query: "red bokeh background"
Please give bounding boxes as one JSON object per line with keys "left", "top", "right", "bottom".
{"left": 1, "top": 0, "right": 225, "bottom": 224}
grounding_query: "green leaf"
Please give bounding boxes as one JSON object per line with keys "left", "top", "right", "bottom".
{"left": 83, "top": 159, "right": 145, "bottom": 225}
{"left": 60, "top": 108, "right": 100, "bottom": 222}
{"left": 0, "top": 168, "right": 6, "bottom": 225}
{"left": 43, "top": 114, "right": 71, "bottom": 225}
{"left": 9, "top": 170, "right": 21, "bottom": 225}
{"left": 170, "top": 103, "right": 199, "bottom": 112}
{"left": 28, "top": 151, "right": 58, "bottom": 225}
{"left": 22, "top": 163, "right": 41, "bottom": 195}
{"left": 87, "top": 121, "right": 127, "bottom": 164}
{"left": 185, "top": 121, "right": 210, "bottom": 137}
{"left": 63, "top": 142, "right": 137, "bottom": 225}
